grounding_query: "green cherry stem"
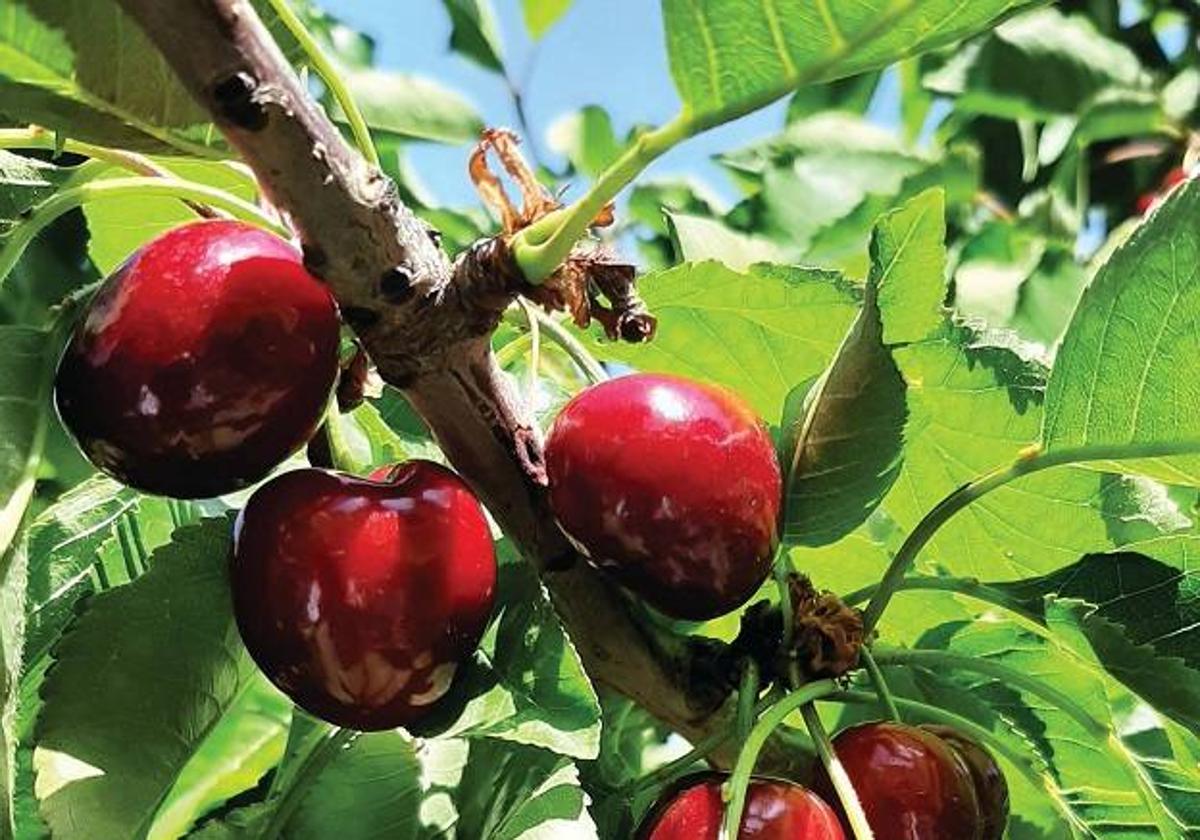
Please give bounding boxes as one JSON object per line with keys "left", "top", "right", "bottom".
{"left": 501, "top": 306, "right": 609, "bottom": 385}
{"left": 625, "top": 690, "right": 785, "bottom": 800}
{"left": 800, "top": 704, "right": 876, "bottom": 840}
{"left": 861, "top": 439, "right": 1200, "bottom": 635}
{"left": 735, "top": 660, "right": 760, "bottom": 743}
{"left": 772, "top": 545, "right": 796, "bottom": 649}
{"left": 826, "top": 690, "right": 1048, "bottom": 791}
{"left": 870, "top": 646, "right": 1107, "bottom": 738}
{"left": 859, "top": 647, "right": 900, "bottom": 723}
{"left": 262, "top": 0, "right": 378, "bottom": 167}
{"left": 0, "top": 177, "right": 289, "bottom": 285}
{"left": 0, "top": 127, "right": 255, "bottom": 204}
{"left": 519, "top": 300, "right": 542, "bottom": 406}
{"left": 720, "top": 679, "right": 839, "bottom": 840}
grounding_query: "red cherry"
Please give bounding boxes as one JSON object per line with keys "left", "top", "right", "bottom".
{"left": 55, "top": 220, "right": 340, "bottom": 498}
{"left": 230, "top": 462, "right": 496, "bottom": 730}
{"left": 921, "top": 726, "right": 1008, "bottom": 840}
{"left": 545, "top": 373, "right": 781, "bottom": 620}
{"left": 1162, "top": 166, "right": 1188, "bottom": 191}
{"left": 636, "top": 773, "right": 846, "bottom": 839}
{"left": 812, "top": 722, "right": 982, "bottom": 840}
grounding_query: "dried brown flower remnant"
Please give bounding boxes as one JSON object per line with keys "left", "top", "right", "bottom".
{"left": 468, "top": 128, "right": 655, "bottom": 344}
{"left": 789, "top": 575, "right": 864, "bottom": 681}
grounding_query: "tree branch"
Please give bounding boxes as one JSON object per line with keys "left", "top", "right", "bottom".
{"left": 113, "top": 0, "right": 772, "bottom": 764}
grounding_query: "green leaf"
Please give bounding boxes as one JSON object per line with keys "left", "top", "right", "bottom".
{"left": 441, "top": 0, "right": 505, "bottom": 73}
{"left": 427, "top": 739, "right": 598, "bottom": 839}
{"left": 149, "top": 681, "right": 289, "bottom": 840}
{"left": 925, "top": 7, "right": 1150, "bottom": 121}
{"left": 285, "top": 732, "right": 423, "bottom": 840}
{"left": 665, "top": 213, "right": 784, "bottom": 271}
{"left": 0, "top": 152, "right": 74, "bottom": 235}
{"left": 887, "top": 326, "right": 1131, "bottom": 581}
{"left": 870, "top": 189, "right": 947, "bottom": 345}
{"left": 83, "top": 160, "right": 258, "bottom": 275}
{"left": 786, "top": 72, "right": 881, "bottom": 121}
{"left": 521, "top": 0, "right": 575, "bottom": 40}
{"left": 660, "top": 0, "right": 1042, "bottom": 127}
{"left": 547, "top": 106, "right": 623, "bottom": 179}
{"left": 32, "top": 517, "right": 258, "bottom": 840}
{"left": 782, "top": 192, "right": 944, "bottom": 546}
{"left": 577, "top": 261, "right": 860, "bottom": 419}
{"left": 1043, "top": 178, "right": 1200, "bottom": 478}
{"left": 416, "top": 542, "right": 601, "bottom": 761}
{"left": 915, "top": 611, "right": 1200, "bottom": 835}
{"left": 20, "top": 476, "right": 135, "bottom": 674}
{"left": 333, "top": 69, "right": 485, "bottom": 145}
{"left": 0, "top": 323, "right": 62, "bottom": 560}
{"left": 994, "top": 538, "right": 1200, "bottom": 737}
{"left": 0, "top": 0, "right": 222, "bottom": 156}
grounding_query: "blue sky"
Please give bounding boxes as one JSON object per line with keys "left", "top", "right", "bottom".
{"left": 327, "top": 0, "right": 797, "bottom": 209}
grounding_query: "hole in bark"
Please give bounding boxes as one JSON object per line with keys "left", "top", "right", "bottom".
{"left": 380, "top": 266, "right": 415, "bottom": 303}
{"left": 302, "top": 244, "right": 328, "bottom": 277}
{"left": 210, "top": 72, "right": 268, "bottom": 131}
{"left": 342, "top": 306, "right": 381, "bottom": 332}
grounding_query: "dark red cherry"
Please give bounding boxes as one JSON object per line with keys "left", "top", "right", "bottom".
{"left": 230, "top": 462, "right": 496, "bottom": 730}
{"left": 55, "top": 220, "right": 340, "bottom": 498}
{"left": 636, "top": 773, "right": 845, "bottom": 839}
{"left": 812, "top": 722, "right": 982, "bottom": 840}
{"left": 921, "top": 726, "right": 1008, "bottom": 840}
{"left": 545, "top": 373, "right": 781, "bottom": 620}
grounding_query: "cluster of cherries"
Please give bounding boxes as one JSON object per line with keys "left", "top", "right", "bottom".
{"left": 55, "top": 220, "right": 1009, "bottom": 838}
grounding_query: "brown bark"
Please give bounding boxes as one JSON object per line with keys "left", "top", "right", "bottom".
{"left": 111, "top": 0, "right": 764, "bottom": 755}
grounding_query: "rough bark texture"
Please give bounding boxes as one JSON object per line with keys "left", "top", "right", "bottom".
{"left": 111, "top": 0, "right": 765, "bottom": 755}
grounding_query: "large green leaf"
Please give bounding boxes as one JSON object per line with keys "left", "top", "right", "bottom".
{"left": 1044, "top": 178, "right": 1200, "bottom": 482}
{"left": 0, "top": 0, "right": 221, "bottom": 156}
{"left": 578, "top": 261, "right": 860, "bottom": 419}
{"left": 885, "top": 326, "right": 1140, "bottom": 581}
{"left": 83, "top": 160, "right": 258, "bottom": 275}
{"left": 32, "top": 517, "right": 258, "bottom": 840}
{"left": 0, "top": 322, "right": 63, "bottom": 838}
{"left": 665, "top": 213, "right": 784, "bottom": 271}
{"left": 660, "top": 0, "right": 1043, "bottom": 127}
{"left": 781, "top": 192, "right": 942, "bottom": 546}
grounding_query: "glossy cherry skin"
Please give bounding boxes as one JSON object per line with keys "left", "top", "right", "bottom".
{"left": 812, "top": 722, "right": 982, "bottom": 840}
{"left": 230, "top": 462, "right": 496, "bottom": 730}
{"left": 636, "top": 773, "right": 846, "bottom": 839}
{"left": 545, "top": 373, "right": 782, "bottom": 620}
{"left": 55, "top": 220, "right": 340, "bottom": 498}
{"left": 921, "top": 726, "right": 1008, "bottom": 840}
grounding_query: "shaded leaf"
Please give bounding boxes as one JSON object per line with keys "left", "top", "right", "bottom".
{"left": 0, "top": 0, "right": 221, "bottom": 156}
{"left": 33, "top": 517, "right": 256, "bottom": 840}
